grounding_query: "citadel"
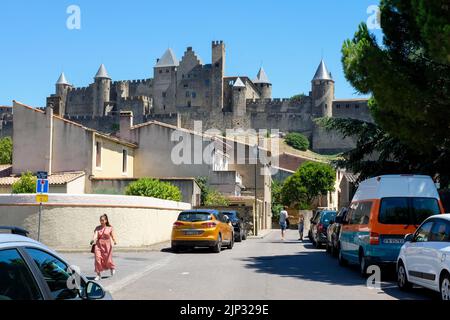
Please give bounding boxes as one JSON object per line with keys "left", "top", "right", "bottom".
{"left": 45, "top": 41, "right": 372, "bottom": 154}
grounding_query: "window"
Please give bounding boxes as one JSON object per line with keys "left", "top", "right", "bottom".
{"left": 96, "top": 141, "right": 102, "bottom": 168}
{"left": 162, "top": 92, "right": 167, "bottom": 98}
{"left": 379, "top": 197, "right": 440, "bottom": 225}
{"left": 184, "top": 84, "right": 188, "bottom": 88}
{"left": 350, "top": 202, "right": 373, "bottom": 225}
{"left": 159, "top": 70, "right": 162, "bottom": 74}
{"left": 336, "top": 104, "right": 341, "bottom": 108}
{"left": 186, "top": 91, "right": 190, "bottom": 98}
{"left": 346, "top": 104, "right": 350, "bottom": 108}
{"left": 122, "top": 149, "right": 128, "bottom": 174}
{"left": 178, "top": 212, "right": 212, "bottom": 222}
{"left": 192, "top": 92, "right": 197, "bottom": 99}
{"left": 411, "top": 198, "right": 441, "bottom": 224}
{"left": 166, "top": 69, "right": 169, "bottom": 73}
{"left": 26, "top": 248, "right": 85, "bottom": 300}
{"left": 0, "top": 249, "right": 43, "bottom": 300}
{"left": 413, "top": 221, "right": 434, "bottom": 243}
{"left": 430, "top": 221, "right": 450, "bottom": 242}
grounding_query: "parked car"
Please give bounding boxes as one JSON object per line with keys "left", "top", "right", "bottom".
{"left": 339, "top": 175, "right": 445, "bottom": 277}
{"left": 326, "top": 207, "right": 349, "bottom": 256}
{"left": 397, "top": 214, "right": 450, "bottom": 300}
{"left": 0, "top": 226, "right": 111, "bottom": 300}
{"left": 310, "top": 210, "right": 337, "bottom": 249}
{"left": 221, "top": 210, "right": 247, "bottom": 242}
{"left": 171, "top": 210, "right": 234, "bottom": 253}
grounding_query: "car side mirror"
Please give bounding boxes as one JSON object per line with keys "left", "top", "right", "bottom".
{"left": 83, "top": 281, "right": 106, "bottom": 300}
{"left": 404, "top": 234, "right": 414, "bottom": 243}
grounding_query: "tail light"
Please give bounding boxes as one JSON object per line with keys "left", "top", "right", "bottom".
{"left": 201, "top": 222, "right": 217, "bottom": 229}
{"left": 173, "top": 222, "right": 184, "bottom": 228}
{"left": 370, "top": 232, "right": 380, "bottom": 245}
{"left": 318, "top": 224, "right": 324, "bottom": 232}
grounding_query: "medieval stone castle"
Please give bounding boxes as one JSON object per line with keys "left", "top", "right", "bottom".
{"left": 44, "top": 41, "right": 372, "bottom": 154}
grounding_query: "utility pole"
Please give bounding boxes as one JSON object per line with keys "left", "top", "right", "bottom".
{"left": 254, "top": 135, "right": 259, "bottom": 237}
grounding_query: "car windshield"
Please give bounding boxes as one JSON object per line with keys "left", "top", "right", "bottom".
{"left": 379, "top": 197, "right": 440, "bottom": 225}
{"left": 178, "top": 212, "right": 212, "bottom": 222}
{"left": 321, "top": 212, "right": 337, "bottom": 224}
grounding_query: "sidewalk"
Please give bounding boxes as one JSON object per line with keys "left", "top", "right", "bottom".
{"left": 247, "top": 229, "right": 273, "bottom": 239}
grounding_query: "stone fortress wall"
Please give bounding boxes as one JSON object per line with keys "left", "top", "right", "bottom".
{"left": 41, "top": 41, "right": 373, "bottom": 154}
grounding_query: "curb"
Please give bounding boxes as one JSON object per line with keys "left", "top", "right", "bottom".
{"left": 57, "top": 241, "right": 171, "bottom": 254}
{"left": 247, "top": 230, "right": 273, "bottom": 240}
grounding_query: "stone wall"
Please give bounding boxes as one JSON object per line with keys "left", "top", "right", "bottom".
{"left": 0, "top": 194, "right": 191, "bottom": 250}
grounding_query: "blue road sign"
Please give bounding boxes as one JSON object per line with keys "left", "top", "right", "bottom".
{"left": 36, "top": 179, "right": 49, "bottom": 194}
{"left": 37, "top": 171, "right": 48, "bottom": 180}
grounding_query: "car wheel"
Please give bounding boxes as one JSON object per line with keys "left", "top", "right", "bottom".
{"left": 440, "top": 273, "right": 450, "bottom": 301}
{"left": 212, "top": 234, "right": 222, "bottom": 253}
{"left": 338, "top": 244, "right": 347, "bottom": 267}
{"left": 227, "top": 235, "right": 234, "bottom": 249}
{"left": 171, "top": 244, "right": 179, "bottom": 253}
{"left": 359, "top": 252, "right": 369, "bottom": 278}
{"left": 236, "top": 232, "right": 243, "bottom": 243}
{"left": 397, "top": 262, "right": 412, "bottom": 291}
{"left": 242, "top": 232, "right": 247, "bottom": 240}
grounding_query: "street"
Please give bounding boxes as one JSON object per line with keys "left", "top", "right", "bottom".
{"left": 63, "top": 230, "right": 436, "bottom": 300}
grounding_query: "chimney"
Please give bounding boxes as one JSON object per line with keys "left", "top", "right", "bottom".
{"left": 120, "top": 111, "right": 133, "bottom": 142}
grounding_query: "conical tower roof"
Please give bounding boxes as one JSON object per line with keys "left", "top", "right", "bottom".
{"left": 56, "top": 72, "right": 70, "bottom": 85}
{"left": 253, "top": 67, "right": 270, "bottom": 84}
{"left": 155, "top": 48, "right": 179, "bottom": 68}
{"left": 312, "top": 60, "right": 333, "bottom": 81}
{"left": 95, "top": 64, "right": 111, "bottom": 79}
{"left": 233, "top": 77, "right": 246, "bottom": 88}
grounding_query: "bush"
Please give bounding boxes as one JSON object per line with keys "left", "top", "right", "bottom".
{"left": 12, "top": 172, "right": 36, "bottom": 194}
{"left": 204, "top": 189, "right": 229, "bottom": 207}
{"left": 0, "top": 137, "right": 12, "bottom": 164}
{"left": 285, "top": 132, "right": 310, "bottom": 151}
{"left": 125, "top": 178, "right": 182, "bottom": 202}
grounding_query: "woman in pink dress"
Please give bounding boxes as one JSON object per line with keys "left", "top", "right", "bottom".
{"left": 91, "top": 214, "right": 117, "bottom": 281}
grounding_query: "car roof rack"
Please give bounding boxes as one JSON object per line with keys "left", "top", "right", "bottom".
{"left": 0, "top": 226, "right": 30, "bottom": 237}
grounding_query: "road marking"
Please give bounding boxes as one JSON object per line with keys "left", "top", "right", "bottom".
{"left": 182, "top": 272, "right": 190, "bottom": 275}
{"left": 105, "top": 255, "right": 175, "bottom": 294}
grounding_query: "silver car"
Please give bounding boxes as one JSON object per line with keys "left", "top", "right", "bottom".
{"left": 0, "top": 226, "right": 112, "bottom": 300}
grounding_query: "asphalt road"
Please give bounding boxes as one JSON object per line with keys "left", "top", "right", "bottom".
{"left": 63, "top": 230, "right": 437, "bottom": 300}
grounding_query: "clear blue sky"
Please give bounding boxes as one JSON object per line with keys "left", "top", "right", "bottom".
{"left": 0, "top": 0, "right": 382, "bottom": 107}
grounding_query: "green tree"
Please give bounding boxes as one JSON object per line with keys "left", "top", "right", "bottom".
{"left": 12, "top": 172, "right": 36, "bottom": 194}
{"left": 290, "top": 93, "right": 307, "bottom": 104}
{"left": 125, "top": 178, "right": 182, "bottom": 202}
{"left": 204, "top": 189, "right": 229, "bottom": 207}
{"left": 285, "top": 132, "right": 310, "bottom": 151}
{"left": 196, "top": 177, "right": 229, "bottom": 207}
{"left": 341, "top": 0, "right": 450, "bottom": 181}
{"left": 0, "top": 137, "right": 12, "bottom": 164}
{"left": 282, "top": 162, "right": 335, "bottom": 209}
{"left": 271, "top": 180, "right": 284, "bottom": 222}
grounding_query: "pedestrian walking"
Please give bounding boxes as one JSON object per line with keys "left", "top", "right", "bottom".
{"left": 90, "top": 214, "right": 117, "bottom": 281}
{"left": 279, "top": 206, "right": 289, "bottom": 241}
{"left": 298, "top": 214, "right": 305, "bottom": 241}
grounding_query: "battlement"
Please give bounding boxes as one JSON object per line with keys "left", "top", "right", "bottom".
{"left": 114, "top": 79, "right": 152, "bottom": 85}
{"left": 70, "top": 86, "right": 90, "bottom": 93}
{"left": 212, "top": 40, "right": 224, "bottom": 47}
{"left": 246, "top": 98, "right": 290, "bottom": 105}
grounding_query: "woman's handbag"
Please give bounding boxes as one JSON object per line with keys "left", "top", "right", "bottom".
{"left": 90, "top": 244, "right": 96, "bottom": 253}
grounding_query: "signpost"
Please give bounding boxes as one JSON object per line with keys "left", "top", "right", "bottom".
{"left": 36, "top": 172, "right": 49, "bottom": 241}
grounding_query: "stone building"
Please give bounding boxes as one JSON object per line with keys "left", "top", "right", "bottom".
{"left": 46, "top": 41, "right": 373, "bottom": 154}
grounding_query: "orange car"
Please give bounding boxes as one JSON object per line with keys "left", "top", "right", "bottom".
{"left": 171, "top": 210, "right": 234, "bottom": 253}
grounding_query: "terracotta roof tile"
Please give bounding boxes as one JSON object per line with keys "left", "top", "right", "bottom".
{"left": 0, "top": 171, "right": 85, "bottom": 186}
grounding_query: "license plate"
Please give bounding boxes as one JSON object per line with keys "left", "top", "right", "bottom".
{"left": 383, "top": 238, "right": 404, "bottom": 244}
{"left": 184, "top": 230, "right": 202, "bottom": 236}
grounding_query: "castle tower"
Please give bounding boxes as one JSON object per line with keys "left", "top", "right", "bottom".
{"left": 232, "top": 77, "right": 247, "bottom": 117}
{"left": 211, "top": 41, "right": 225, "bottom": 110}
{"left": 311, "top": 60, "right": 334, "bottom": 118}
{"left": 93, "top": 64, "right": 111, "bottom": 117}
{"left": 54, "top": 73, "right": 72, "bottom": 115}
{"left": 253, "top": 67, "right": 272, "bottom": 99}
{"left": 153, "top": 48, "right": 179, "bottom": 113}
